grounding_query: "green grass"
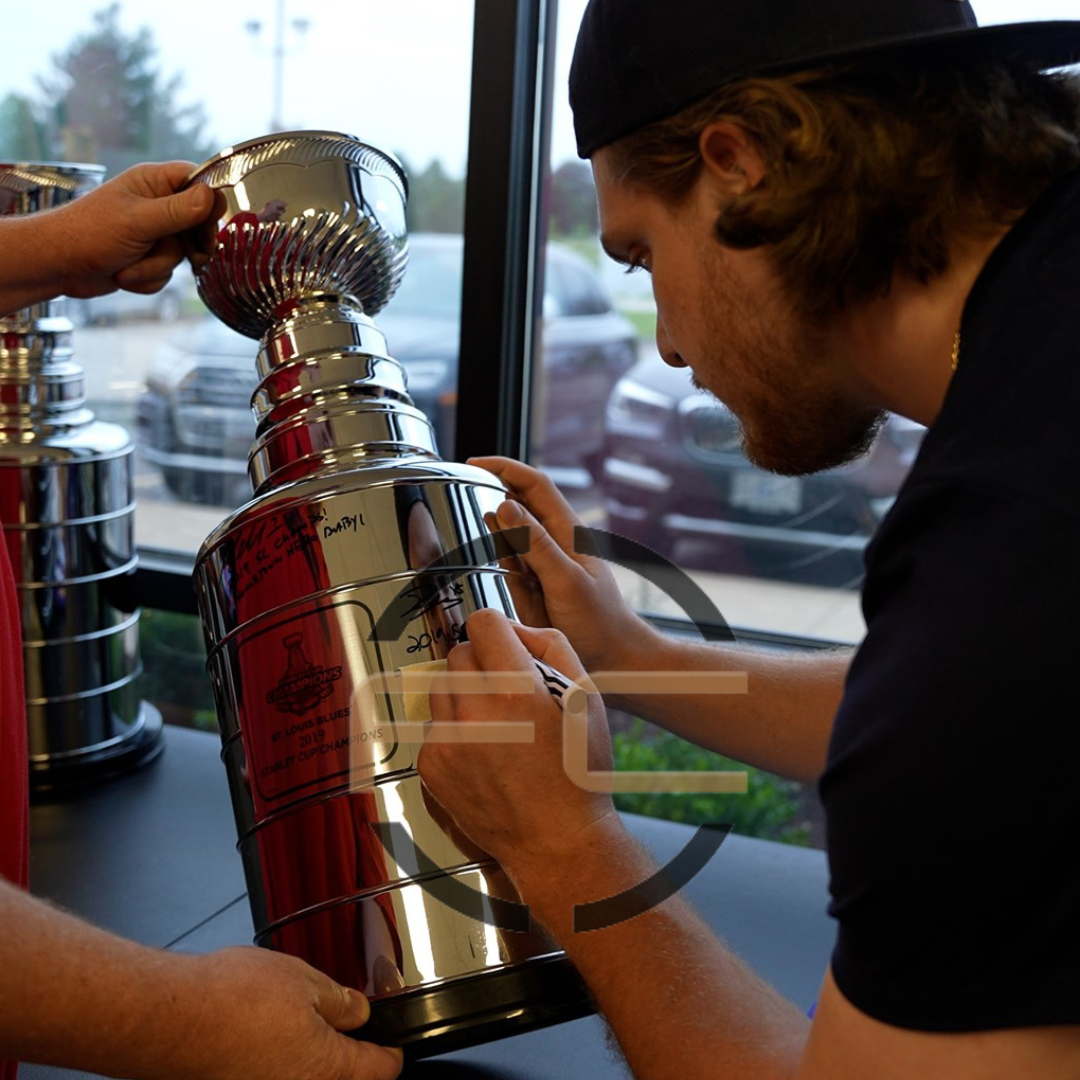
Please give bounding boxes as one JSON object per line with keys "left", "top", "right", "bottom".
{"left": 137, "top": 609, "right": 218, "bottom": 731}
{"left": 611, "top": 718, "right": 810, "bottom": 846}
{"left": 621, "top": 308, "right": 657, "bottom": 341}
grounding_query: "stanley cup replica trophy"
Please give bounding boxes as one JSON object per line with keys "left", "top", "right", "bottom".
{"left": 185, "top": 131, "right": 594, "bottom": 1057}
{"left": 0, "top": 162, "right": 164, "bottom": 795}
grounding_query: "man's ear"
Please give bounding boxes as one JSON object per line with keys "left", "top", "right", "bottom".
{"left": 698, "top": 122, "right": 766, "bottom": 192}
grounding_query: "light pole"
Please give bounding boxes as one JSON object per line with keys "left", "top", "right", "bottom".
{"left": 245, "top": 0, "right": 311, "bottom": 131}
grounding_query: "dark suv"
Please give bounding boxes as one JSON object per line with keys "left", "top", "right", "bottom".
{"left": 600, "top": 351, "right": 925, "bottom": 585}
{"left": 136, "top": 234, "right": 638, "bottom": 505}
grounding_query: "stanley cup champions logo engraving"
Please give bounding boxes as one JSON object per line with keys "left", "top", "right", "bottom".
{"left": 266, "top": 632, "right": 344, "bottom": 717}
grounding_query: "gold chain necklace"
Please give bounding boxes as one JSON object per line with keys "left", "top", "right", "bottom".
{"left": 951, "top": 330, "right": 961, "bottom": 373}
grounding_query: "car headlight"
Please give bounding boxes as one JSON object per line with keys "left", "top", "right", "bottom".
{"left": 146, "top": 344, "right": 199, "bottom": 394}
{"left": 605, "top": 378, "right": 677, "bottom": 440}
{"left": 679, "top": 396, "right": 743, "bottom": 457}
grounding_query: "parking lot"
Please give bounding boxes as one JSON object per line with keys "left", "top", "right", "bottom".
{"left": 73, "top": 317, "right": 866, "bottom": 644}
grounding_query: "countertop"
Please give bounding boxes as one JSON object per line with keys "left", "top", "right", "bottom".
{"left": 24, "top": 724, "right": 835, "bottom": 1079}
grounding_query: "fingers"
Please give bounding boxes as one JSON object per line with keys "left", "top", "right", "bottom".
{"left": 134, "top": 181, "right": 214, "bottom": 239}
{"left": 512, "top": 621, "right": 591, "bottom": 684}
{"left": 111, "top": 175, "right": 213, "bottom": 290}
{"left": 458, "top": 609, "right": 585, "bottom": 687}
{"left": 117, "top": 160, "right": 200, "bottom": 198}
{"left": 344, "top": 1040, "right": 405, "bottom": 1080}
{"left": 447, "top": 608, "right": 532, "bottom": 672}
{"left": 105, "top": 162, "right": 213, "bottom": 258}
{"left": 113, "top": 239, "right": 187, "bottom": 292}
{"left": 114, "top": 260, "right": 181, "bottom": 294}
{"left": 315, "top": 978, "right": 371, "bottom": 1032}
{"left": 315, "top": 979, "right": 404, "bottom": 1080}
{"left": 472, "top": 456, "right": 590, "bottom": 579}
{"left": 54, "top": 162, "right": 214, "bottom": 297}
{"left": 491, "top": 496, "right": 585, "bottom": 586}
{"left": 469, "top": 456, "right": 584, "bottom": 533}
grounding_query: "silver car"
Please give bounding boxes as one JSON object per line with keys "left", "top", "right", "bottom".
{"left": 137, "top": 234, "right": 638, "bottom": 505}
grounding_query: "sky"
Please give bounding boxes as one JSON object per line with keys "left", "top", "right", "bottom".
{"left": 2, "top": 0, "right": 1077, "bottom": 177}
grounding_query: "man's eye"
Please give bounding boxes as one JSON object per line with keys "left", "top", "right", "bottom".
{"left": 624, "top": 257, "right": 650, "bottom": 275}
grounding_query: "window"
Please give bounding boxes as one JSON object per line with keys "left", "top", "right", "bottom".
{"left": 525, "top": 0, "right": 1078, "bottom": 646}
{"left": 3, "top": 0, "right": 1074, "bottom": 670}
{"left": 1, "top": 0, "right": 476, "bottom": 729}
{"left": 1, "top": 0, "right": 475, "bottom": 561}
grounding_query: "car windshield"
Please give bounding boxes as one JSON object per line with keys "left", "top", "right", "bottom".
{"left": 383, "top": 240, "right": 463, "bottom": 320}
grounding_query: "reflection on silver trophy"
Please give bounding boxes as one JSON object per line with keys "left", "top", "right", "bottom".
{"left": 185, "top": 131, "right": 593, "bottom": 1058}
{"left": 0, "top": 162, "right": 164, "bottom": 796}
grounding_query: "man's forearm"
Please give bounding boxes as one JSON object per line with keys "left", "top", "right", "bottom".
{"left": 0, "top": 876, "right": 198, "bottom": 1077}
{"left": 0, "top": 876, "right": 404, "bottom": 1080}
{"left": 607, "top": 629, "right": 850, "bottom": 784}
{"left": 510, "top": 818, "right": 809, "bottom": 1080}
{"left": 0, "top": 212, "right": 73, "bottom": 313}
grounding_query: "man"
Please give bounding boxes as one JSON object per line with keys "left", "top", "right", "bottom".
{"left": 416, "top": 1, "right": 1080, "bottom": 1076}
{"left": 0, "top": 162, "right": 402, "bottom": 1080}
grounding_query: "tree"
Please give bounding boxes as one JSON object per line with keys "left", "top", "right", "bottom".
{"left": 400, "top": 155, "right": 465, "bottom": 234}
{"left": 35, "top": 3, "right": 215, "bottom": 172}
{"left": 549, "top": 159, "right": 598, "bottom": 239}
{"left": 0, "top": 94, "right": 49, "bottom": 161}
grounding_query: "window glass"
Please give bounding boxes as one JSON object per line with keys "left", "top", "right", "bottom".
{"left": 533, "top": 0, "right": 1075, "bottom": 644}
{"left": 6, "top": 0, "right": 1074, "bottom": 647}
{"left": 1, "top": 0, "right": 474, "bottom": 553}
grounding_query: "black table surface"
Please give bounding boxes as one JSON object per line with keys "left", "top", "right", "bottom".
{"left": 24, "top": 724, "right": 835, "bottom": 1080}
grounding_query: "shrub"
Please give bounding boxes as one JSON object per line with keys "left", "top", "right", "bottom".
{"left": 611, "top": 718, "right": 810, "bottom": 846}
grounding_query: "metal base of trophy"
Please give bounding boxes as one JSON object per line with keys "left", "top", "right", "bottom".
{"left": 361, "top": 954, "right": 595, "bottom": 1060}
{"left": 28, "top": 702, "right": 165, "bottom": 801}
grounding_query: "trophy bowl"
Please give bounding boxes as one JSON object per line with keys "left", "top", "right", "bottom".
{"left": 183, "top": 130, "right": 410, "bottom": 340}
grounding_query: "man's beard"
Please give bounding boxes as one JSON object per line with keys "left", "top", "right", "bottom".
{"left": 694, "top": 245, "right": 885, "bottom": 477}
{"left": 736, "top": 382, "right": 885, "bottom": 477}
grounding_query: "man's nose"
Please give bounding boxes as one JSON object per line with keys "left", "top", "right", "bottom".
{"left": 656, "top": 319, "right": 687, "bottom": 368}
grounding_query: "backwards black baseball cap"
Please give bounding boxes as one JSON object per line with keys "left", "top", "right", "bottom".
{"left": 570, "top": 0, "right": 1080, "bottom": 158}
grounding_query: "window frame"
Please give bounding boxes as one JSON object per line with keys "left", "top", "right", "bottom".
{"left": 132, "top": 0, "right": 825, "bottom": 651}
{"left": 133, "top": 0, "right": 555, "bottom": 615}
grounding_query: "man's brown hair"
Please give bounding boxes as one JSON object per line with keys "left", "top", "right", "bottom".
{"left": 605, "top": 52, "right": 1080, "bottom": 316}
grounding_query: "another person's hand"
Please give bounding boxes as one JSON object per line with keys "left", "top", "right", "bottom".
{"left": 469, "top": 456, "right": 662, "bottom": 676}
{"left": 25, "top": 161, "right": 213, "bottom": 305}
{"left": 178, "top": 945, "right": 403, "bottom": 1080}
{"left": 418, "top": 608, "right": 619, "bottom": 882}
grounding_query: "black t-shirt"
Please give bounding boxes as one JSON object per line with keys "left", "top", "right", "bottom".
{"left": 820, "top": 165, "right": 1080, "bottom": 1032}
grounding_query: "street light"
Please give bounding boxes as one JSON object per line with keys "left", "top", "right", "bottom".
{"left": 244, "top": 0, "right": 311, "bottom": 131}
